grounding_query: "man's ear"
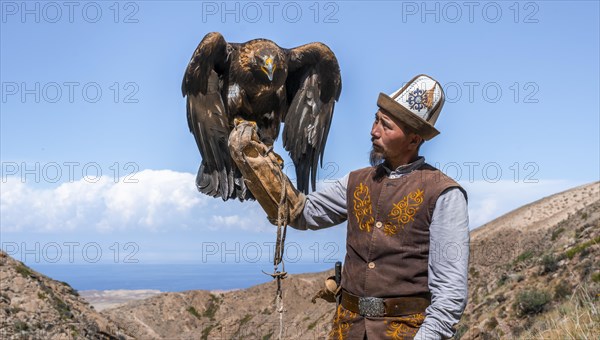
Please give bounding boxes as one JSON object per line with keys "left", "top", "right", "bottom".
{"left": 409, "top": 133, "right": 423, "bottom": 149}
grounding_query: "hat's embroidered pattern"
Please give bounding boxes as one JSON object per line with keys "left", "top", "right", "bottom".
{"left": 407, "top": 88, "right": 427, "bottom": 111}
{"left": 328, "top": 304, "right": 358, "bottom": 340}
{"left": 383, "top": 189, "right": 424, "bottom": 236}
{"left": 384, "top": 313, "right": 425, "bottom": 339}
{"left": 353, "top": 183, "right": 375, "bottom": 233}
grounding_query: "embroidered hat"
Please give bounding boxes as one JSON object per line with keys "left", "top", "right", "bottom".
{"left": 377, "top": 74, "right": 445, "bottom": 140}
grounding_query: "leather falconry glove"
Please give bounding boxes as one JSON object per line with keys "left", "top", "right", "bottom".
{"left": 228, "top": 119, "right": 306, "bottom": 224}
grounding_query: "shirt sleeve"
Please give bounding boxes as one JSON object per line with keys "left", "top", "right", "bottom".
{"left": 289, "top": 174, "right": 349, "bottom": 230}
{"left": 415, "top": 187, "right": 470, "bottom": 340}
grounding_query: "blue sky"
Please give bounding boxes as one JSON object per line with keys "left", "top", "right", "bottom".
{"left": 1, "top": 1, "right": 599, "bottom": 268}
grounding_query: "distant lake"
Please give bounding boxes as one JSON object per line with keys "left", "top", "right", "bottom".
{"left": 29, "top": 262, "right": 335, "bottom": 292}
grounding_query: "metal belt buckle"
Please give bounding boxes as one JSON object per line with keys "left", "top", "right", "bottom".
{"left": 358, "top": 296, "right": 385, "bottom": 317}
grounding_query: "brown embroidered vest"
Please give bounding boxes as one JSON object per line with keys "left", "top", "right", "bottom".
{"left": 342, "top": 163, "right": 464, "bottom": 298}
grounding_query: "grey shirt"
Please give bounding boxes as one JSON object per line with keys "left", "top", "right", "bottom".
{"left": 290, "top": 158, "right": 469, "bottom": 339}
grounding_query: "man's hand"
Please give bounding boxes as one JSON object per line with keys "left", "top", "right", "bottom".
{"left": 311, "top": 276, "right": 341, "bottom": 303}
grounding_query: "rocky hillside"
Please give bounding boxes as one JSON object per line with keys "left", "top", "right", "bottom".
{"left": 0, "top": 251, "right": 133, "bottom": 339}
{"left": 460, "top": 181, "right": 599, "bottom": 339}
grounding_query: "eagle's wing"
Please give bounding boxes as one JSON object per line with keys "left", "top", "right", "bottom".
{"left": 283, "top": 43, "right": 342, "bottom": 193}
{"left": 182, "top": 32, "right": 247, "bottom": 201}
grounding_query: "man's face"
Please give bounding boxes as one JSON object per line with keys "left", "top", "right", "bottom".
{"left": 370, "top": 110, "right": 421, "bottom": 168}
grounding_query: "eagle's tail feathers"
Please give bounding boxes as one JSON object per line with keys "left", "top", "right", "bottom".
{"left": 196, "top": 163, "right": 219, "bottom": 197}
{"left": 196, "top": 163, "right": 252, "bottom": 201}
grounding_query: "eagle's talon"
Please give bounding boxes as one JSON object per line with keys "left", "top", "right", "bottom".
{"left": 265, "top": 146, "right": 285, "bottom": 167}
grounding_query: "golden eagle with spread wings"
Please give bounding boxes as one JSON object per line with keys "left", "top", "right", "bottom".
{"left": 182, "top": 32, "right": 342, "bottom": 201}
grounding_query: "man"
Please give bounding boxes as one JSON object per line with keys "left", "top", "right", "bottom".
{"left": 230, "top": 74, "right": 469, "bottom": 339}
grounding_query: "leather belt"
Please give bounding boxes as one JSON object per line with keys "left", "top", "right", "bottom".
{"left": 341, "top": 290, "right": 431, "bottom": 317}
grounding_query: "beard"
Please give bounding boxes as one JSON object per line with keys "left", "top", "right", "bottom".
{"left": 369, "top": 147, "right": 385, "bottom": 167}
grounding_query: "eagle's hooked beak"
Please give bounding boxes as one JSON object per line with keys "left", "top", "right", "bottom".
{"left": 262, "top": 57, "right": 275, "bottom": 81}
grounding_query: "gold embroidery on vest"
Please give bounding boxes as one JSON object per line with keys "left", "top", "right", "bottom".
{"left": 328, "top": 304, "right": 358, "bottom": 340}
{"left": 352, "top": 182, "right": 375, "bottom": 232}
{"left": 383, "top": 189, "right": 424, "bottom": 236}
{"left": 384, "top": 313, "right": 425, "bottom": 339}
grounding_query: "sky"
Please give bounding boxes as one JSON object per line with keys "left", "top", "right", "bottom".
{"left": 1, "top": 1, "right": 599, "bottom": 269}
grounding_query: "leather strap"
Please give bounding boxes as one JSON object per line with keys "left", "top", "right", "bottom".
{"left": 341, "top": 290, "right": 431, "bottom": 317}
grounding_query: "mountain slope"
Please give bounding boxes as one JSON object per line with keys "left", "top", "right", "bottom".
{"left": 0, "top": 251, "right": 133, "bottom": 339}
{"left": 461, "top": 181, "right": 599, "bottom": 339}
{"left": 102, "top": 270, "right": 336, "bottom": 339}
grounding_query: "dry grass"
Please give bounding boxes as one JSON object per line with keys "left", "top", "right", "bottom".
{"left": 521, "top": 284, "right": 599, "bottom": 339}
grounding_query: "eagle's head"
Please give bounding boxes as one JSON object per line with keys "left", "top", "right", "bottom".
{"left": 240, "top": 40, "right": 285, "bottom": 84}
{"left": 259, "top": 54, "right": 276, "bottom": 81}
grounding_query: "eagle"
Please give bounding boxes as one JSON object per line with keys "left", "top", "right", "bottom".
{"left": 182, "top": 32, "right": 342, "bottom": 201}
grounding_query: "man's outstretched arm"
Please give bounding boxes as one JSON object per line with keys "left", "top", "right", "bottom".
{"left": 290, "top": 174, "right": 349, "bottom": 230}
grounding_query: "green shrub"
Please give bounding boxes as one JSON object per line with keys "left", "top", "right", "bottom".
{"left": 551, "top": 227, "right": 565, "bottom": 241}
{"left": 52, "top": 296, "right": 73, "bottom": 319}
{"left": 15, "top": 264, "right": 33, "bottom": 277}
{"left": 514, "top": 289, "right": 551, "bottom": 316}
{"left": 541, "top": 254, "right": 558, "bottom": 274}
{"left": 187, "top": 306, "right": 201, "bottom": 319}
{"left": 592, "top": 272, "right": 600, "bottom": 283}
{"left": 59, "top": 281, "right": 79, "bottom": 296}
{"left": 240, "top": 314, "right": 252, "bottom": 325}
{"left": 14, "top": 320, "right": 29, "bottom": 332}
{"left": 202, "top": 294, "right": 221, "bottom": 320}
{"left": 498, "top": 273, "right": 509, "bottom": 286}
{"left": 454, "top": 324, "right": 468, "bottom": 340}
{"left": 565, "top": 236, "right": 600, "bottom": 259}
{"left": 484, "top": 316, "right": 498, "bottom": 330}
{"left": 515, "top": 250, "right": 535, "bottom": 264}
{"left": 201, "top": 324, "right": 215, "bottom": 340}
{"left": 554, "top": 281, "right": 571, "bottom": 300}
{"left": 469, "top": 267, "right": 479, "bottom": 278}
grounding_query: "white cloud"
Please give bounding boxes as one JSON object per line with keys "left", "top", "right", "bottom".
{"left": 1, "top": 170, "right": 273, "bottom": 233}
{"left": 1, "top": 170, "right": 587, "bottom": 235}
